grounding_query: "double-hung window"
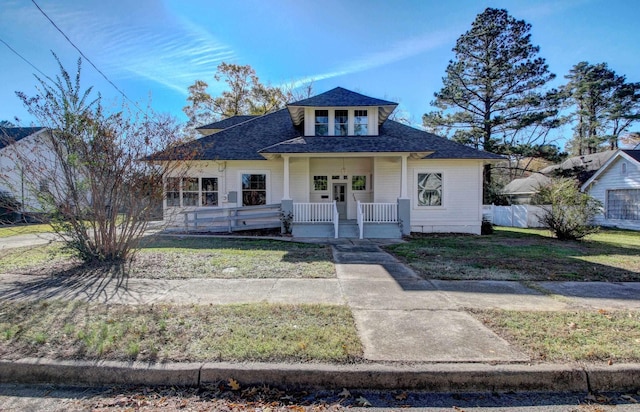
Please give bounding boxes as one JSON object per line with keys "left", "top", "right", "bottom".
{"left": 334, "top": 110, "right": 348, "bottom": 136}
{"left": 242, "top": 174, "right": 266, "bottom": 206}
{"left": 165, "top": 177, "right": 181, "bottom": 207}
{"left": 315, "top": 110, "right": 329, "bottom": 136}
{"left": 354, "top": 110, "right": 368, "bottom": 135}
{"left": 201, "top": 178, "right": 218, "bottom": 206}
{"left": 182, "top": 178, "right": 199, "bottom": 206}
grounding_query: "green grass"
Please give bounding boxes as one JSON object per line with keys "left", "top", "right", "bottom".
{"left": 0, "top": 224, "right": 53, "bottom": 238}
{"left": 0, "top": 300, "right": 362, "bottom": 363}
{"left": 0, "top": 244, "right": 73, "bottom": 273}
{"left": 385, "top": 227, "right": 640, "bottom": 281}
{"left": 473, "top": 309, "right": 640, "bottom": 363}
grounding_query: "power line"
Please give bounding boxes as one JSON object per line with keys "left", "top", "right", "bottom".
{"left": 0, "top": 36, "right": 53, "bottom": 83}
{"left": 30, "top": 0, "right": 146, "bottom": 114}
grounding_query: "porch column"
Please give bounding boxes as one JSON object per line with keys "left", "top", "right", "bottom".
{"left": 400, "top": 155, "right": 409, "bottom": 199}
{"left": 283, "top": 155, "right": 291, "bottom": 200}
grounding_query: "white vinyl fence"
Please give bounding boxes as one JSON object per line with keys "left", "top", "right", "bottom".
{"left": 483, "top": 204, "right": 548, "bottom": 228}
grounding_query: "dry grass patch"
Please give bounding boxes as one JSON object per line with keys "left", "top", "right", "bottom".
{"left": 472, "top": 309, "right": 640, "bottom": 363}
{"left": 0, "top": 300, "right": 362, "bottom": 363}
{"left": 0, "top": 237, "right": 335, "bottom": 279}
{"left": 386, "top": 228, "right": 640, "bottom": 281}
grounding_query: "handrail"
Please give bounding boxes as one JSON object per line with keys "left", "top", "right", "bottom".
{"left": 333, "top": 201, "right": 339, "bottom": 239}
{"left": 182, "top": 203, "right": 281, "bottom": 232}
{"left": 356, "top": 200, "right": 364, "bottom": 239}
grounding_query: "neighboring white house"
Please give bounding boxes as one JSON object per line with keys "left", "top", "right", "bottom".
{"left": 581, "top": 150, "right": 640, "bottom": 231}
{"left": 0, "top": 127, "right": 56, "bottom": 220}
{"left": 501, "top": 151, "right": 616, "bottom": 204}
{"left": 154, "top": 87, "right": 502, "bottom": 238}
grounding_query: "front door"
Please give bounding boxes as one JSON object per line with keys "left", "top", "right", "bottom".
{"left": 333, "top": 183, "right": 347, "bottom": 219}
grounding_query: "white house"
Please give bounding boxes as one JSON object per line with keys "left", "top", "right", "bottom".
{"left": 155, "top": 87, "right": 502, "bottom": 238}
{"left": 581, "top": 150, "right": 640, "bottom": 231}
{"left": 0, "top": 127, "right": 56, "bottom": 220}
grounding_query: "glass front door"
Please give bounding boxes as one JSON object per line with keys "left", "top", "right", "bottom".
{"left": 333, "top": 183, "right": 347, "bottom": 219}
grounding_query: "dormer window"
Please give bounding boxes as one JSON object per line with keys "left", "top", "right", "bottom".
{"left": 354, "top": 110, "right": 368, "bottom": 135}
{"left": 315, "top": 110, "right": 329, "bottom": 136}
{"left": 334, "top": 110, "right": 348, "bottom": 136}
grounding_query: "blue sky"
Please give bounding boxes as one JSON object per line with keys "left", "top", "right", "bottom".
{"left": 1, "top": 0, "right": 638, "bottom": 146}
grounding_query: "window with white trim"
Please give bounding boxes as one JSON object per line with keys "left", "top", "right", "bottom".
{"left": 354, "top": 109, "right": 368, "bottom": 135}
{"left": 315, "top": 110, "right": 328, "bottom": 136}
{"left": 607, "top": 189, "right": 640, "bottom": 220}
{"left": 417, "top": 173, "right": 442, "bottom": 206}
{"left": 334, "top": 110, "right": 348, "bottom": 136}
{"left": 313, "top": 176, "right": 328, "bottom": 191}
{"left": 352, "top": 175, "right": 367, "bottom": 191}
{"left": 242, "top": 174, "right": 266, "bottom": 206}
{"left": 201, "top": 178, "right": 218, "bottom": 206}
{"left": 182, "top": 178, "right": 199, "bottom": 206}
{"left": 165, "top": 177, "right": 181, "bottom": 207}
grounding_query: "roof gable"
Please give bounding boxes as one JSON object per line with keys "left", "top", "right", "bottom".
{"left": 287, "top": 87, "right": 398, "bottom": 126}
{"left": 581, "top": 150, "right": 640, "bottom": 191}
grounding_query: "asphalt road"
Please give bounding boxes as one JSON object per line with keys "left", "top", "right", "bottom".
{"left": 2, "top": 384, "right": 640, "bottom": 411}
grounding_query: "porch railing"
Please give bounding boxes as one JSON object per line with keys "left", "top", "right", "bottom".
{"left": 360, "top": 202, "right": 398, "bottom": 223}
{"left": 332, "top": 201, "right": 339, "bottom": 239}
{"left": 293, "top": 202, "right": 335, "bottom": 223}
{"left": 356, "top": 201, "right": 364, "bottom": 239}
{"left": 182, "top": 203, "right": 281, "bottom": 232}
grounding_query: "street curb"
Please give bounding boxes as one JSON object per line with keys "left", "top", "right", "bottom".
{"left": 2, "top": 359, "right": 639, "bottom": 393}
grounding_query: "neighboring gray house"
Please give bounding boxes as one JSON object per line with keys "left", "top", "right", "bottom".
{"left": 502, "top": 151, "right": 616, "bottom": 204}
{"left": 581, "top": 150, "right": 640, "bottom": 230}
{"left": 156, "top": 87, "right": 502, "bottom": 238}
{"left": 0, "top": 127, "right": 52, "bottom": 220}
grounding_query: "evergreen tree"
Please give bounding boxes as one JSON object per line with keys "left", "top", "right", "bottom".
{"left": 562, "top": 62, "right": 640, "bottom": 155}
{"left": 423, "top": 8, "right": 558, "bottom": 153}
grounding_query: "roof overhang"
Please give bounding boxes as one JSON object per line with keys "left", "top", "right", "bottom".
{"left": 261, "top": 151, "right": 434, "bottom": 160}
{"left": 287, "top": 104, "right": 398, "bottom": 126}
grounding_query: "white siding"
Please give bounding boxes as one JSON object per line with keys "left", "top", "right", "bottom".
{"left": 303, "top": 107, "right": 379, "bottom": 136}
{"left": 0, "top": 130, "right": 60, "bottom": 213}
{"left": 373, "top": 157, "right": 401, "bottom": 202}
{"left": 408, "top": 159, "right": 484, "bottom": 235}
{"left": 163, "top": 159, "right": 284, "bottom": 226}
{"left": 586, "top": 156, "right": 640, "bottom": 230}
{"left": 289, "top": 157, "right": 309, "bottom": 202}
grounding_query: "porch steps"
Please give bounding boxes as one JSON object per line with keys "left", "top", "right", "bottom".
{"left": 338, "top": 221, "right": 359, "bottom": 238}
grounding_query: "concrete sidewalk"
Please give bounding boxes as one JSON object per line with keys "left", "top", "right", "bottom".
{"left": 1, "top": 236, "right": 640, "bottom": 392}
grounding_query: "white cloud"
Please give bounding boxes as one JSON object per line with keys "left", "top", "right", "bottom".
{"left": 293, "top": 29, "right": 455, "bottom": 86}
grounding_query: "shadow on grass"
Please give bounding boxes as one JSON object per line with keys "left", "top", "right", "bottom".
{"left": 137, "top": 234, "right": 333, "bottom": 264}
{"left": 0, "top": 262, "right": 156, "bottom": 303}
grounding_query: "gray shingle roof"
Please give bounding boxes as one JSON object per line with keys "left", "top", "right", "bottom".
{"left": 287, "top": 87, "right": 398, "bottom": 125}
{"left": 196, "top": 115, "right": 259, "bottom": 131}
{"left": 622, "top": 150, "right": 640, "bottom": 163}
{"left": 289, "top": 87, "right": 397, "bottom": 107}
{"left": 0, "top": 127, "right": 46, "bottom": 150}
{"left": 153, "top": 89, "right": 501, "bottom": 161}
{"left": 259, "top": 119, "right": 502, "bottom": 160}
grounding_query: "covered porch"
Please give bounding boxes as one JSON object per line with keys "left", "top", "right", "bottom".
{"left": 277, "top": 153, "right": 414, "bottom": 239}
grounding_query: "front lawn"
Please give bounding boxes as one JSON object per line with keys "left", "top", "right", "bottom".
{"left": 472, "top": 309, "right": 640, "bottom": 363}
{"left": 385, "top": 227, "right": 640, "bottom": 281}
{"left": 0, "top": 300, "right": 362, "bottom": 363}
{"left": 0, "top": 236, "right": 335, "bottom": 279}
{"left": 0, "top": 223, "right": 53, "bottom": 238}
